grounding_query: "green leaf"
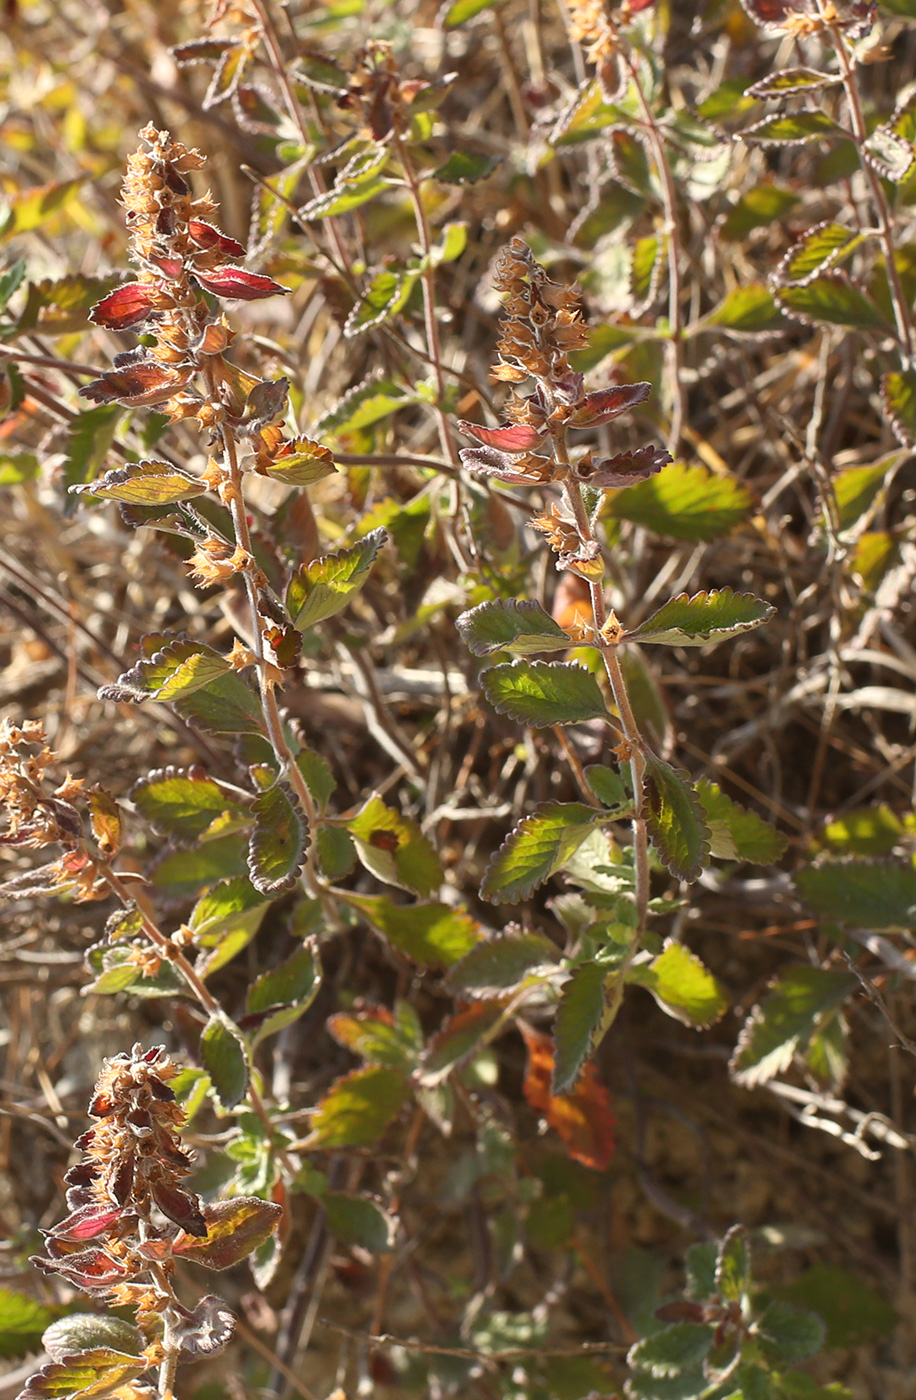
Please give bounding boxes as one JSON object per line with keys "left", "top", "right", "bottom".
{"left": 778, "top": 1264, "right": 897, "bottom": 1347}
{"left": 299, "top": 174, "right": 390, "bottom": 220}
{"left": 642, "top": 753, "right": 710, "bottom": 881}
{"left": 438, "top": 0, "right": 506, "bottom": 23}
{"left": 754, "top": 1301, "right": 825, "bottom": 1365}
{"left": 881, "top": 369, "right": 916, "bottom": 446}
{"left": 627, "top": 1323, "right": 714, "bottom": 1378}
{"left": 150, "top": 833, "right": 250, "bottom": 899}
{"left": 130, "top": 768, "right": 247, "bottom": 840}
{"left": 629, "top": 939, "right": 727, "bottom": 1028}
{"left": 832, "top": 456, "right": 898, "bottom": 531}
{"left": 295, "top": 747, "right": 336, "bottom": 811}
{"left": 188, "top": 876, "right": 268, "bottom": 943}
{"left": 344, "top": 267, "right": 419, "bottom": 336}
{"left": 313, "top": 373, "right": 419, "bottom": 439}
{"left": 624, "top": 588, "right": 774, "bottom": 648}
{"left": 72, "top": 459, "right": 207, "bottom": 505}
{"left": 747, "top": 67, "right": 838, "bottom": 99}
{"left": 201, "top": 1016, "right": 249, "bottom": 1110}
{"left": 100, "top": 639, "right": 230, "bottom": 705}
{"left": 607, "top": 462, "right": 754, "bottom": 541}
{"left": 482, "top": 659, "right": 608, "bottom": 727}
{"left": 263, "top": 438, "right": 337, "bottom": 486}
{"left": 776, "top": 222, "right": 863, "bottom": 286}
{"left": 551, "top": 79, "right": 625, "bottom": 147}
{"left": 63, "top": 405, "right": 121, "bottom": 496}
{"left": 247, "top": 781, "right": 307, "bottom": 895}
{"left": 244, "top": 940, "right": 321, "bottom": 1045}
{"left": 609, "top": 127, "right": 653, "bottom": 198}
{"left": 173, "top": 1196, "right": 282, "bottom": 1269}
{"left": 730, "top": 966, "right": 856, "bottom": 1087}
{"left": 307, "top": 1065, "right": 409, "bottom": 1148}
{"left": 317, "top": 824, "right": 357, "bottom": 880}
{"left": 697, "top": 282, "right": 789, "bottom": 333}
{"left": 585, "top": 764, "right": 629, "bottom": 807}
{"left": 349, "top": 894, "right": 481, "bottom": 966}
{"left": 172, "top": 671, "right": 265, "bottom": 736}
{"left": 422, "top": 1001, "right": 504, "bottom": 1080}
{"left": 430, "top": 221, "right": 468, "bottom": 265}
{"left": 480, "top": 801, "right": 618, "bottom": 903}
{"left": 553, "top": 961, "right": 612, "bottom": 1094}
{"left": 15, "top": 1348, "right": 146, "bottom": 1400}
{"left": 739, "top": 110, "right": 840, "bottom": 144}
{"left": 286, "top": 527, "right": 386, "bottom": 631}
{"left": 776, "top": 275, "right": 891, "bottom": 331}
{"left": 0, "top": 175, "right": 88, "bottom": 240}
{"left": 329, "top": 1001, "right": 423, "bottom": 1070}
{"left": 324, "top": 1192, "right": 396, "bottom": 1252}
{"left": 0, "top": 1289, "right": 59, "bottom": 1360}
{"left": 696, "top": 780, "right": 787, "bottom": 863}
{"left": 433, "top": 151, "right": 500, "bottom": 182}
{"left": 456, "top": 598, "right": 572, "bottom": 656}
{"left": 820, "top": 804, "right": 902, "bottom": 856}
{"left": 41, "top": 1316, "right": 143, "bottom": 1362}
{"left": 720, "top": 183, "right": 798, "bottom": 241}
{"left": 795, "top": 858, "right": 916, "bottom": 930}
{"left": 685, "top": 1241, "right": 718, "bottom": 1300}
{"left": 716, "top": 1226, "right": 751, "bottom": 1303}
{"left": 447, "top": 928, "right": 560, "bottom": 997}
{"left": 346, "top": 794, "right": 442, "bottom": 896}
{"left": 0, "top": 257, "right": 26, "bottom": 312}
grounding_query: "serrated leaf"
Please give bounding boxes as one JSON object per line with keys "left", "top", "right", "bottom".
{"left": 432, "top": 150, "right": 500, "bottom": 182}
{"left": 286, "top": 527, "right": 386, "bottom": 631}
{"left": 550, "top": 79, "right": 624, "bottom": 147}
{"left": 324, "top": 1193, "right": 396, "bottom": 1252}
{"left": 173, "top": 1197, "right": 282, "bottom": 1268}
{"left": 698, "top": 282, "right": 789, "bottom": 333}
{"left": 100, "top": 639, "right": 231, "bottom": 704}
{"left": 795, "top": 858, "right": 916, "bottom": 929}
{"left": 313, "top": 374, "right": 419, "bottom": 438}
{"left": 173, "top": 671, "right": 264, "bottom": 736}
{"left": 730, "top": 966, "right": 856, "bottom": 1087}
{"left": 299, "top": 175, "right": 389, "bottom": 220}
{"left": 777, "top": 222, "right": 864, "bottom": 287}
{"left": 881, "top": 369, "right": 916, "bottom": 445}
{"left": 480, "top": 802, "right": 617, "bottom": 903}
{"left": 747, "top": 67, "right": 838, "bottom": 98}
{"left": 776, "top": 275, "right": 891, "bottom": 331}
{"left": 329, "top": 1002, "right": 423, "bottom": 1070}
{"left": 0, "top": 1289, "right": 59, "bottom": 1360}
{"left": 624, "top": 588, "right": 774, "bottom": 648}
{"left": 609, "top": 127, "right": 654, "bottom": 198}
{"left": 754, "top": 1301, "right": 825, "bottom": 1364}
{"left": 695, "top": 780, "right": 787, "bottom": 863}
{"left": 72, "top": 460, "right": 206, "bottom": 505}
{"left": 346, "top": 794, "right": 442, "bottom": 896}
{"left": 553, "top": 961, "right": 612, "bottom": 1094}
{"left": 344, "top": 268, "right": 418, "bottom": 336}
{"left": 316, "top": 824, "right": 357, "bottom": 880}
{"left": 243, "top": 940, "right": 321, "bottom": 1045}
{"left": 629, "top": 939, "right": 727, "bottom": 1028}
{"left": 642, "top": 754, "right": 710, "bottom": 881}
{"left": 130, "top": 768, "right": 247, "bottom": 840}
{"left": 422, "top": 1001, "right": 505, "bottom": 1080}
{"left": 41, "top": 1317, "right": 142, "bottom": 1363}
{"left": 446, "top": 929, "right": 560, "bottom": 997}
{"left": 247, "top": 781, "right": 307, "bottom": 895}
{"left": 739, "top": 110, "right": 840, "bottom": 144}
{"left": 716, "top": 1225, "right": 750, "bottom": 1302}
{"left": 263, "top": 437, "right": 337, "bottom": 486}
{"left": 627, "top": 1323, "right": 714, "bottom": 1378}
{"left": 607, "top": 462, "right": 754, "bottom": 541}
{"left": 349, "top": 894, "right": 480, "bottom": 966}
{"left": 685, "top": 1241, "right": 718, "bottom": 1300}
{"left": 307, "top": 1065, "right": 409, "bottom": 1148}
{"left": 457, "top": 598, "right": 572, "bottom": 656}
{"left": 482, "top": 659, "right": 608, "bottom": 727}
{"left": 63, "top": 405, "right": 121, "bottom": 496}
{"left": 15, "top": 1348, "right": 146, "bottom": 1400}
{"left": 201, "top": 1016, "right": 249, "bottom": 1110}
{"left": 832, "top": 456, "right": 898, "bottom": 530}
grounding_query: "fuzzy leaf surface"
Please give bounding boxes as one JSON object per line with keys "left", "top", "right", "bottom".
{"left": 696, "top": 780, "right": 787, "bottom": 863}
{"left": 643, "top": 753, "right": 711, "bottom": 881}
{"left": 446, "top": 929, "right": 560, "bottom": 997}
{"left": 628, "top": 940, "right": 728, "bottom": 1028}
{"left": 607, "top": 463, "right": 753, "bottom": 541}
{"left": 15, "top": 1349, "right": 146, "bottom": 1400}
{"left": 130, "top": 768, "right": 247, "bottom": 840}
{"left": 308, "top": 1065, "right": 409, "bottom": 1147}
{"left": 480, "top": 802, "right": 616, "bottom": 903}
{"left": 730, "top": 966, "right": 856, "bottom": 1086}
{"left": 457, "top": 598, "right": 572, "bottom": 656}
{"left": 624, "top": 588, "right": 773, "bottom": 648}
{"left": 200, "top": 1016, "right": 249, "bottom": 1109}
{"left": 247, "top": 781, "right": 307, "bottom": 895}
{"left": 795, "top": 859, "right": 916, "bottom": 929}
{"left": 349, "top": 894, "right": 480, "bottom": 966}
{"left": 553, "top": 960, "right": 612, "bottom": 1094}
{"left": 100, "top": 640, "right": 230, "bottom": 705}
{"left": 347, "top": 795, "right": 442, "bottom": 896}
{"left": 243, "top": 940, "right": 321, "bottom": 1045}
{"left": 777, "top": 275, "right": 890, "bottom": 331}
{"left": 286, "top": 528, "right": 386, "bottom": 631}
{"left": 482, "top": 660, "right": 608, "bottom": 727}
{"left": 174, "top": 1197, "right": 283, "bottom": 1268}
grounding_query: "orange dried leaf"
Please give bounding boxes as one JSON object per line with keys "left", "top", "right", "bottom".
{"left": 521, "top": 1026, "right": 615, "bottom": 1171}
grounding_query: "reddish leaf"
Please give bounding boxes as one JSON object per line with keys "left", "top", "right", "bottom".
{"left": 172, "top": 1196, "right": 283, "bottom": 1269}
{"left": 195, "top": 266, "right": 289, "bottom": 300}
{"left": 521, "top": 1026, "right": 615, "bottom": 1171}
{"left": 188, "top": 220, "right": 246, "bottom": 258}
{"left": 47, "top": 1204, "right": 124, "bottom": 1242}
{"left": 457, "top": 420, "right": 546, "bottom": 452}
{"left": 89, "top": 282, "right": 154, "bottom": 330}
{"left": 458, "top": 445, "right": 554, "bottom": 484}
{"left": 574, "top": 445, "right": 670, "bottom": 490}
{"left": 33, "top": 1247, "right": 130, "bottom": 1290}
{"left": 80, "top": 361, "right": 192, "bottom": 407}
{"left": 151, "top": 1180, "right": 207, "bottom": 1237}
{"left": 567, "top": 382, "right": 651, "bottom": 427}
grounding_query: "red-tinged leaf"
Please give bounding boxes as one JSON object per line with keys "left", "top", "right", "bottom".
{"left": 458, "top": 445, "right": 554, "bottom": 484}
{"left": 194, "top": 266, "right": 289, "bottom": 301}
{"left": 170, "top": 37, "right": 237, "bottom": 63}
{"left": 307, "top": 1065, "right": 409, "bottom": 1148}
{"left": 422, "top": 1001, "right": 505, "bottom": 1081}
{"left": 47, "top": 1205, "right": 123, "bottom": 1242}
{"left": 574, "top": 445, "right": 670, "bottom": 490}
{"left": 89, "top": 282, "right": 153, "bottom": 330}
{"left": 33, "top": 1248, "right": 129, "bottom": 1290}
{"left": 80, "top": 361, "right": 192, "bottom": 408}
{"left": 521, "top": 1026, "right": 615, "bottom": 1171}
{"left": 187, "top": 220, "right": 246, "bottom": 258}
{"left": 173, "top": 1295, "right": 236, "bottom": 1358}
{"left": 739, "top": 0, "right": 816, "bottom": 28}
{"left": 150, "top": 1180, "right": 207, "bottom": 1237}
{"left": 173, "top": 1196, "right": 283, "bottom": 1269}
{"left": 457, "top": 420, "right": 546, "bottom": 452}
{"left": 15, "top": 1348, "right": 146, "bottom": 1400}
{"left": 567, "top": 381, "right": 651, "bottom": 426}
